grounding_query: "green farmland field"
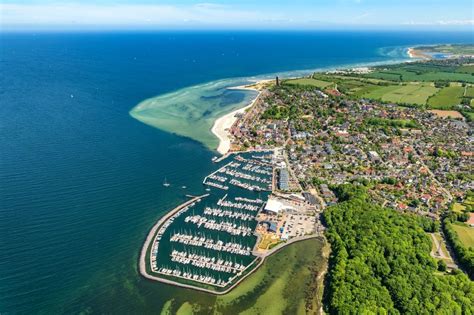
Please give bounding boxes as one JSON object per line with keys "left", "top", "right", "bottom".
{"left": 465, "top": 86, "right": 474, "bottom": 97}
{"left": 362, "top": 83, "right": 438, "bottom": 105}
{"left": 366, "top": 69, "right": 474, "bottom": 83}
{"left": 452, "top": 222, "right": 474, "bottom": 248}
{"left": 284, "top": 78, "right": 333, "bottom": 88}
{"left": 427, "top": 86, "right": 464, "bottom": 109}
{"left": 457, "top": 65, "right": 474, "bottom": 74}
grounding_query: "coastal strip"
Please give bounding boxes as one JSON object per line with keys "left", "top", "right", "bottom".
{"left": 407, "top": 47, "right": 431, "bottom": 59}
{"left": 211, "top": 87, "right": 262, "bottom": 155}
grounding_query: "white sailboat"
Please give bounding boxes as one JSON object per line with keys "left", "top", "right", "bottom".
{"left": 163, "top": 177, "right": 170, "bottom": 187}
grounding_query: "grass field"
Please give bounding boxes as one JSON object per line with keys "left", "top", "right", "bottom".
{"left": 284, "top": 78, "right": 333, "bottom": 88}
{"left": 465, "top": 111, "right": 474, "bottom": 121}
{"left": 457, "top": 65, "right": 474, "bottom": 74}
{"left": 453, "top": 203, "right": 467, "bottom": 213}
{"left": 362, "top": 83, "right": 438, "bottom": 105}
{"left": 427, "top": 86, "right": 465, "bottom": 109}
{"left": 418, "top": 44, "right": 474, "bottom": 56}
{"left": 158, "top": 239, "right": 328, "bottom": 314}
{"left": 465, "top": 86, "right": 474, "bottom": 97}
{"left": 257, "top": 234, "right": 280, "bottom": 250}
{"left": 364, "top": 65, "right": 474, "bottom": 83}
{"left": 176, "top": 302, "right": 194, "bottom": 315}
{"left": 452, "top": 222, "right": 474, "bottom": 248}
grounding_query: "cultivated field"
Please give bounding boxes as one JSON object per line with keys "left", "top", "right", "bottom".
{"left": 457, "top": 65, "right": 474, "bottom": 74}
{"left": 284, "top": 78, "right": 333, "bottom": 88}
{"left": 428, "top": 110, "right": 464, "bottom": 119}
{"left": 363, "top": 63, "right": 474, "bottom": 83}
{"left": 362, "top": 83, "right": 437, "bottom": 105}
{"left": 452, "top": 223, "right": 474, "bottom": 248}
{"left": 281, "top": 59, "right": 474, "bottom": 120}
{"left": 465, "top": 86, "right": 474, "bottom": 98}
{"left": 427, "top": 86, "right": 464, "bottom": 109}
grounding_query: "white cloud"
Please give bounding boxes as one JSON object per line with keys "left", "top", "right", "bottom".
{"left": 436, "top": 19, "right": 474, "bottom": 25}
{"left": 0, "top": 3, "right": 265, "bottom": 27}
{"left": 1, "top": 3, "right": 472, "bottom": 30}
{"left": 403, "top": 19, "right": 474, "bottom": 26}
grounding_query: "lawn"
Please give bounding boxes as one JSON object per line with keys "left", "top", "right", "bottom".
{"left": 457, "top": 65, "right": 474, "bottom": 74}
{"left": 362, "top": 83, "right": 438, "bottom": 105}
{"left": 427, "top": 86, "right": 465, "bottom": 109}
{"left": 284, "top": 78, "right": 333, "bottom": 88}
{"left": 452, "top": 203, "right": 466, "bottom": 213}
{"left": 452, "top": 222, "right": 474, "bottom": 248}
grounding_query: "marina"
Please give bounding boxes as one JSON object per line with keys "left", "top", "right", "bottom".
{"left": 140, "top": 149, "right": 324, "bottom": 293}
{"left": 203, "top": 154, "right": 273, "bottom": 192}
{"left": 141, "top": 151, "right": 275, "bottom": 292}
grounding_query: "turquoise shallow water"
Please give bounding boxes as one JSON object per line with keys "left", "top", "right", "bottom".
{"left": 1, "top": 31, "right": 473, "bottom": 313}
{"left": 130, "top": 49, "right": 411, "bottom": 150}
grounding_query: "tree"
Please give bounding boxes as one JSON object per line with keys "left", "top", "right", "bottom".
{"left": 323, "top": 184, "right": 474, "bottom": 314}
{"left": 438, "top": 260, "right": 447, "bottom": 272}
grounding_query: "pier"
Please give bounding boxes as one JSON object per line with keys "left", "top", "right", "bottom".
{"left": 139, "top": 150, "right": 281, "bottom": 294}
{"left": 139, "top": 195, "right": 209, "bottom": 283}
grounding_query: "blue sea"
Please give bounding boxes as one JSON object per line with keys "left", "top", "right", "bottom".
{"left": 1, "top": 31, "right": 473, "bottom": 313}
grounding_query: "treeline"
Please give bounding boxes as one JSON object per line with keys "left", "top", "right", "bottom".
{"left": 323, "top": 184, "right": 474, "bottom": 314}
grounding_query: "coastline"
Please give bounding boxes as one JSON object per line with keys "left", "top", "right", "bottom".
{"left": 132, "top": 46, "right": 417, "bottom": 155}
{"left": 211, "top": 85, "right": 262, "bottom": 155}
{"left": 407, "top": 47, "right": 431, "bottom": 59}
{"left": 211, "top": 49, "right": 420, "bottom": 156}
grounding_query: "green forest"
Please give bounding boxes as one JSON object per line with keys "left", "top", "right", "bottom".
{"left": 323, "top": 184, "right": 474, "bottom": 314}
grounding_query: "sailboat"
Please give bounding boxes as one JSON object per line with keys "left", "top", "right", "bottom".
{"left": 163, "top": 177, "right": 170, "bottom": 187}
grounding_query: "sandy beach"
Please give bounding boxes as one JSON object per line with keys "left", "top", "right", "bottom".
{"left": 407, "top": 47, "right": 431, "bottom": 59}
{"left": 211, "top": 85, "right": 262, "bottom": 155}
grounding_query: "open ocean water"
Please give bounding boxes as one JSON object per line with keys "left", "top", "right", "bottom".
{"left": 0, "top": 31, "right": 473, "bottom": 313}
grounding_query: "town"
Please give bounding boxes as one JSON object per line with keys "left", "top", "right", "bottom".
{"left": 140, "top": 55, "right": 473, "bottom": 306}
{"left": 228, "top": 64, "right": 473, "bottom": 222}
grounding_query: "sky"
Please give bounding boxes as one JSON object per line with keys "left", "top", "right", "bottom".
{"left": 1, "top": 0, "right": 473, "bottom": 31}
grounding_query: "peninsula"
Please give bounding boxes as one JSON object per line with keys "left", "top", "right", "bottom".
{"left": 140, "top": 44, "right": 474, "bottom": 311}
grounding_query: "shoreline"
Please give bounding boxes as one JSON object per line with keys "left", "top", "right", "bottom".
{"left": 133, "top": 44, "right": 438, "bottom": 157}
{"left": 210, "top": 46, "right": 426, "bottom": 156}
{"left": 211, "top": 85, "right": 262, "bottom": 155}
{"left": 131, "top": 46, "right": 415, "bottom": 154}
{"left": 407, "top": 47, "right": 431, "bottom": 59}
